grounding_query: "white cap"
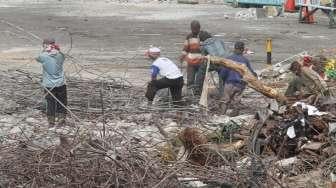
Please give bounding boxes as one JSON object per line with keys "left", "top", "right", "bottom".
{"left": 145, "top": 47, "right": 161, "bottom": 57}
{"left": 148, "top": 47, "right": 160, "bottom": 53}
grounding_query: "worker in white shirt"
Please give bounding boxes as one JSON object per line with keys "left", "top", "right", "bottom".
{"left": 145, "top": 47, "right": 184, "bottom": 107}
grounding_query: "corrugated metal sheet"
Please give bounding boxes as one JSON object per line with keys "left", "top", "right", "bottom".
{"left": 224, "top": 0, "right": 284, "bottom": 6}
{"left": 295, "top": 0, "right": 321, "bottom": 5}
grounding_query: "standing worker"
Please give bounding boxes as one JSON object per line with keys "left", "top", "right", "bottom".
{"left": 36, "top": 38, "right": 67, "bottom": 126}
{"left": 145, "top": 47, "right": 184, "bottom": 107}
{"left": 180, "top": 20, "right": 211, "bottom": 95}
{"left": 219, "top": 42, "right": 257, "bottom": 116}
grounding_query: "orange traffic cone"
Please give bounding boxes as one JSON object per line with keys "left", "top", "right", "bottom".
{"left": 285, "top": 0, "right": 296, "bottom": 12}
{"left": 301, "top": 1, "right": 315, "bottom": 24}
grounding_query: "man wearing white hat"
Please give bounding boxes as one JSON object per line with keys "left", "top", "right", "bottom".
{"left": 145, "top": 47, "right": 184, "bottom": 107}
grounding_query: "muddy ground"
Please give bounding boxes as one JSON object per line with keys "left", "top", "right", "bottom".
{"left": 0, "top": 0, "right": 336, "bottom": 86}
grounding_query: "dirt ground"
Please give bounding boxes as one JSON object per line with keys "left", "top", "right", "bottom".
{"left": 1, "top": 0, "right": 336, "bottom": 86}
{"left": 0, "top": 1, "right": 335, "bottom": 187}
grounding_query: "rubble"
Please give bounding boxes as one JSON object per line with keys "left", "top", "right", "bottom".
{"left": 301, "top": 141, "right": 325, "bottom": 151}
{"left": 275, "top": 157, "right": 299, "bottom": 168}
{"left": 235, "top": 8, "right": 266, "bottom": 20}
{"left": 330, "top": 122, "right": 336, "bottom": 134}
{"left": 0, "top": 49, "right": 335, "bottom": 187}
{"left": 1, "top": 0, "right": 336, "bottom": 185}
{"left": 264, "top": 6, "right": 281, "bottom": 17}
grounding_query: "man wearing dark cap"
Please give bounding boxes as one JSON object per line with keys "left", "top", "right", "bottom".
{"left": 36, "top": 38, "right": 67, "bottom": 126}
{"left": 180, "top": 20, "right": 211, "bottom": 94}
{"left": 218, "top": 41, "right": 257, "bottom": 116}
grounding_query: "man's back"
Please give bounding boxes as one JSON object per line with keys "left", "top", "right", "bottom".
{"left": 301, "top": 66, "right": 328, "bottom": 93}
{"left": 152, "top": 57, "right": 182, "bottom": 79}
{"left": 220, "top": 54, "right": 256, "bottom": 84}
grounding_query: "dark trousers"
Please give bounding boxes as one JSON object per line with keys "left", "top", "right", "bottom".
{"left": 187, "top": 64, "right": 200, "bottom": 88}
{"left": 219, "top": 83, "right": 244, "bottom": 114}
{"left": 145, "top": 77, "right": 184, "bottom": 106}
{"left": 285, "top": 76, "right": 305, "bottom": 96}
{"left": 45, "top": 85, "right": 67, "bottom": 117}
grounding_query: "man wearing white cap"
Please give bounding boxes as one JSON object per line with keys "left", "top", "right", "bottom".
{"left": 145, "top": 47, "right": 184, "bottom": 107}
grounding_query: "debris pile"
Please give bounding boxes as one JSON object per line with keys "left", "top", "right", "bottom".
{"left": 252, "top": 100, "right": 335, "bottom": 175}
{"left": 0, "top": 49, "right": 336, "bottom": 187}
{"left": 0, "top": 135, "right": 182, "bottom": 187}
{"left": 0, "top": 69, "right": 287, "bottom": 187}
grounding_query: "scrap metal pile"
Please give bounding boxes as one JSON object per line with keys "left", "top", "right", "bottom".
{"left": 0, "top": 49, "right": 336, "bottom": 187}
{"left": 0, "top": 69, "right": 286, "bottom": 187}
{"left": 250, "top": 98, "right": 336, "bottom": 178}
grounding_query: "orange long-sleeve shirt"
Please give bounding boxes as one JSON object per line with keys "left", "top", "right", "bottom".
{"left": 182, "top": 30, "right": 211, "bottom": 65}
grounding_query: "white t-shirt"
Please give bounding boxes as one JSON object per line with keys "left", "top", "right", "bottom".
{"left": 152, "top": 57, "right": 183, "bottom": 79}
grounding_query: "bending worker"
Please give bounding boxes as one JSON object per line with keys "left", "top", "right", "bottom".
{"left": 36, "top": 38, "right": 67, "bottom": 126}
{"left": 145, "top": 47, "right": 184, "bottom": 107}
{"left": 219, "top": 41, "right": 257, "bottom": 116}
{"left": 285, "top": 61, "right": 329, "bottom": 97}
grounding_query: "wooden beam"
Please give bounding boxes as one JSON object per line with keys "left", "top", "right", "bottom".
{"left": 209, "top": 56, "right": 287, "bottom": 103}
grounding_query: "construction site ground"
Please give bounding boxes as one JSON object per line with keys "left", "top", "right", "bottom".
{"left": 1, "top": 0, "right": 336, "bottom": 82}
{"left": 0, "top": 0, "right": 336, "bottom": 187}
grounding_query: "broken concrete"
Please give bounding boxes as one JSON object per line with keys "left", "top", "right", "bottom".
{"left": 275, "top": 157, "right": 299, "bottom": 168}
{"left": 301, "top": 142, "right": 325, "bottom": 151}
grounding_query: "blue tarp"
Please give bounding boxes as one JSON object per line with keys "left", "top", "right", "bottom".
{"left": 201, "top": 38, "right": 230, "bottom": 58}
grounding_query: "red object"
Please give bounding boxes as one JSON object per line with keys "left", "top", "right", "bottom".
{"left": 303, "top": 55, "right": 312, "bottom": 66}
{"left": 302, "top": 8, "right": 315, "bottom": 23}
{"left": 53, "top": 44, "right": 60, "bottom": 51}
{"left": 301, "top": 0, "right": 315, "bottom": 24}
{"left": 285, "top": 0, "right": 296, "bottom": 12}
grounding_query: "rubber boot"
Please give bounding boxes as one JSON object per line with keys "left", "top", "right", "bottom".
{"left": 229, "top": 109, "right": 240, "bottom": 117}
{"left": 58, "top": 113, "right": 66, "bottom": 125}
{"left": 219, "top": 102, "right": 228, "bottom": 115}
{"left": 176, "top": 111, "right": 183, "bottom": 125}
{"left": 186, "top": 87, "right": 194, "bottom": 96}
{"left": 47, "top": 115, "right": 55, "bottom": 127}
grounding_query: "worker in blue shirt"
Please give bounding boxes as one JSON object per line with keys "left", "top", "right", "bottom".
{"left": 36, "top": 38, "right": 67, "bottom": 126}
{"left": 218, "top": 41, "right": 257, "bottom": 116}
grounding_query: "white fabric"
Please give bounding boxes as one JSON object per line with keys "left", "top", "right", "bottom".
{"left": 292, "top": 102, "right": 328, "bottom": 116}
{"left": 199, "top": 57, "right": 210, "bottom": 107}
{"left": 186, "top": 53, "right": 202, "bottom": 58}
{"left": 152, "top": 57, "right": 182, "bottom": 79}
{"left": 287, "top": 126, "right": 296, "bottom": 138}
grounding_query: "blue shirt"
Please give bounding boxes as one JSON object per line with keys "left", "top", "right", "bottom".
{"left": 151, "top": 65, "right": 160, "bottom": 79}
{"left": 219, "top": 53, "right": 257, "bottom": 88}
{"left": 36, "top": 52, "right": 65, "bottom": 88}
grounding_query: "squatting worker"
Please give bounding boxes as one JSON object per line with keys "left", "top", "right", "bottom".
{"left": 219, "top": 41, "right": 257, "bottom": 116}
{"left": 180, "top": 20, "right": 211, "bottom": 94}
{"left": 145, "top": 47, "right": 184, "bottom": 107}
{"left": 285, "top": 61, "right": 328, "bottom": 97}
{"left": 35, "top": 38, "right": 67, "bottom": 126}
